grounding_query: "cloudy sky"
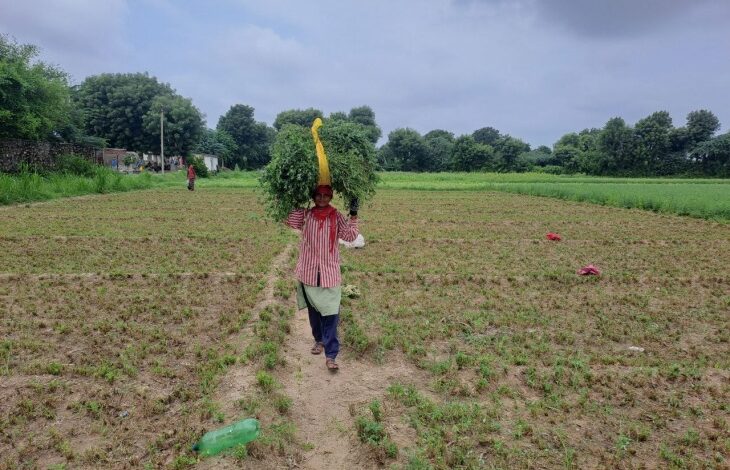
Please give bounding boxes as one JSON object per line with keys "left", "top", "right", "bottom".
{"left": 2, "top": 0, "right": 729, "bottom": 147}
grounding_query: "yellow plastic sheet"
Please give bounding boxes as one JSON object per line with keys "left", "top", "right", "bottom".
{"left": 311, "top": 118, "right": 331, "bottom": 186}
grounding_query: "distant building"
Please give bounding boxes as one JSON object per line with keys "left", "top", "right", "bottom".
{"left": 202, "top": 154, "right": 219, "bottom": 173}
{"left": 141, "top": 153, "right": 182, "bottom": 172}
{"left": 189, "top": 154, "right": 219, "bottom": 173}
{"left": 101, "top": 148, "right": 128, "bottom": 168}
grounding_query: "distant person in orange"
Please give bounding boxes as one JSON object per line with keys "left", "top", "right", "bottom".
{"left": 187, "top": 164, "right": 196, "bottom": 191}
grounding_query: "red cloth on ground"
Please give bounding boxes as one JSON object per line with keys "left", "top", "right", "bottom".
{"left": 577, "top": 264, "right": 601, "bottom": 276}
{"left": 546, "top": 232, "right": 562, "bottom": 241}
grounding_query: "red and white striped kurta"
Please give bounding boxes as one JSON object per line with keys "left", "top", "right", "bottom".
{"left": 285, "top": 208, "right": 359, "bottom": 288}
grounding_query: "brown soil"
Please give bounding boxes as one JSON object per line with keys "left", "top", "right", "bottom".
{"left": 198, "top": 243, "right": 296, "bottom": 470}
{"left": 276, "top": 305, "right": 425, "bottom": 469}
{"left": 210, "top": 242, "right": 428, "bottom": 469}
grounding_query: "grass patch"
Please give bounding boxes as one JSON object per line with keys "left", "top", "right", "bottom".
{"left": 377, "top": 172, "right": 730, "bottom": 221}
{"left": 0, "top": 168, "right": 185, "bottom": 205}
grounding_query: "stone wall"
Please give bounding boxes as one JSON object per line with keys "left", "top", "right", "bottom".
{"left": 0, "top": 139, "right": 101, "bottom": 173}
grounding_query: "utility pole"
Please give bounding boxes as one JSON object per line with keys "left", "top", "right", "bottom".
{"left": 160, "top": 109, "right": 165, "bottom": 175}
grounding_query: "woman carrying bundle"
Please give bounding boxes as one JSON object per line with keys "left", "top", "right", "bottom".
{"left": 285, "top": 186, "right": 360, "bottom": 371}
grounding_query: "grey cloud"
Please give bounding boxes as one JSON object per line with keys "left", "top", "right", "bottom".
{"left": 455, "top": 0, "right": 730, "bottom": 38}
{"left": 535, "top": 0, "right": 730, "bottom": 38}
{"left": 0, "top": 0, "right": 130, "bottom": 81}
{"left": 0, "top": 1, "right": 128, "bottom": 54}
{"left": 2, "top": 0, "right": 729, "bottom": 147}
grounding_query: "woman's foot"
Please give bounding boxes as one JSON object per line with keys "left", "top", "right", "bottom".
{"left": 326, "top": 358, "right": 339, "bottom": 371}
{"left": 310, "top": 341, "right": 324, "bottom": 355}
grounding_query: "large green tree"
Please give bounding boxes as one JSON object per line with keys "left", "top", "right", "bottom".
{"left": 518, "top": 146, "right": 553, "bottom": 168}
{"left": 472, "top": 127, "right": 501, "bottom": 146}
{"left": 634, "top": 111, "right": 673, "bottom": 174}
{"left": 217, "top": 104, "right": 274, "bottom": 169}
{"left": 691, "top": 132, "right": 730, "bottom": 176}
{"left": 328, "top": 106, "right": 382, "bottom": 145}
{"left": 451, "top": 135, "right": 495, "bottom": 171}
{"left": 74, "top": 72, "right": 203, "bottom": 153}
{"left": 328, "top": 111, "right": 348, "bottom": 121}
{"left": 686, "top": 109, "right": 720, "bottom": 147}
{"left": 195, "top": 128, "right": 238, "bottom": 168}
{"left": 0, "top": 36, "right": 73, "bottom": 140}
{"left": 142, "top": 94, "right": 204, "bottom": 156}
{"left": 379, "top": 128, "right": 429, "bottom": 171}
{"left": 273, "top": 108, "right": 323, "bottom": 131}
{"left": 346, "top": 106, "right": 381, "bottom": 144}
{"left": 493, "top": 135, "right": 531, "bottom": 171}
{"left": 573, "top": 129, "right": 601, "bottom": 174}
{"left": 551, "top": 130, "right": 599, "bottom": 174}
{"left": 424, "top": 129, "right": 455, "bottom": 172}
{"left": 596, "top": 117, "right": 636, "bottom": 174}
{"left": 548, "top": 109, "right": 724, "bottom": 176}
{"left": 552, "top": 133, "right": 579, "bottom": 167}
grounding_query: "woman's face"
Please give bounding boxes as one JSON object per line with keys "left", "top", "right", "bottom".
{"left": 314, "top": 192, "right": 332, "bottom": 207}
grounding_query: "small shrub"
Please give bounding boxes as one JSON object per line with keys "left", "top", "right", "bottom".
{"left": 263, "top": 352, "right": 278, "bottom": 370}
{"left": 94, "top": 168, "right": 110, "bottom": 193}
{"left": 237, "top": 396, "right": 261, "bottom": 415}
{"left": 123, "top": 153, "right": 138, "bottom": 166}
{"left": 455, "top": 352, "right": 471, "bottom": 369}
{"left": 274, "top": 395, "right": 292, "bottom": 414}
{"left": 383, "top": 439, "right": 398, "bottom": 458}
{"left": 232, "top": 444, "right": 248, "bottom": 461}
{"left": 355, "top": 416, "right": 385, "bottom": 445}
{"left": 368, "top": 400, "right": 383, "bottom": 422}
{"left": 46, "top": 362, "right": 63, "bottom": 375}
{"left": 55, "top": 154, "right": 98, "bottom": 177}
{"left": 256, "top": 371, "right": 277, "bottom": 392}
{"left": 171, "top": 454, "right": 197, "bottom": 469}
{"left": 616, "top": 434, "right": 631, "bottom": 456}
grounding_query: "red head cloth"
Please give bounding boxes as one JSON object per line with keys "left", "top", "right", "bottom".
{"left": 546, "top": 232, "right": 562, "bottom": 241}
{"left": 314, "top": 185, "right": 333, "bottom": 197}
{"left": 577, "top": 264, "right": 601, "bottom": 276}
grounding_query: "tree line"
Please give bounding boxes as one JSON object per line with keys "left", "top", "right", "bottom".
{"left": 0, "top": 36, "right": 380, "bottom": 171}
{"left": 2, "top": 35, "right": 728, "bottom": 176}
{"left": 377, "top": 109, "right": 729, "bottom": 177}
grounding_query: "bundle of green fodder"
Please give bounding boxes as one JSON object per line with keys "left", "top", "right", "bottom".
{"left": 260, "top": 120, "right": 379, "bottom": 221}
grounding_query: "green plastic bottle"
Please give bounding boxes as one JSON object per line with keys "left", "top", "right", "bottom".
{"left": 192, "top": 418, "right": 260, "bottom": 456}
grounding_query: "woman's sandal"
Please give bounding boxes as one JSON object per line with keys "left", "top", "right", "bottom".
{"left": 310, "top": 342, "right": 324, "bottom": 355}
{"left": 326, "top": 358, "right": 339, "bottom": 371}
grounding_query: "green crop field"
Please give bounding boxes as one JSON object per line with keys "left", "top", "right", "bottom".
{"left": 379, "top": 172, "right": 730, "bottom": 222}
{"left": 1, "top": 175, "right": 728, "bottom": 469}
{"left": 5, "top": 170, "right": 729, "bottom": 221}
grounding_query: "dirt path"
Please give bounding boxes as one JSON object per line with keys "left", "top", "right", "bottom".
{"left": 213, "top": 240, "right": 294, "bottom": 370}
{"left": 199, "top": 243, "right": 296, "bottom": 470}
{"left": 277, "top": 274, "right": 426, "bottom": 469}
{"left": 251, "top": 243, "right": 295, "bottom": 318}
{"left": 209, "top": 241, "right": 425, "bottom": 469}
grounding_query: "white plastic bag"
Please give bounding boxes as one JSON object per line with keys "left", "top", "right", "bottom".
{"left": 339, "top": 233, "right": 365, "bottom": 248}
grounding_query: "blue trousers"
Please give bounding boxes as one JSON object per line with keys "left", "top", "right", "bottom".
{"left": 302, "top": 285, "right": 340, "bottom": 359}
{"left": 307, "top": 308, "right": 340, "bottom": 359}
